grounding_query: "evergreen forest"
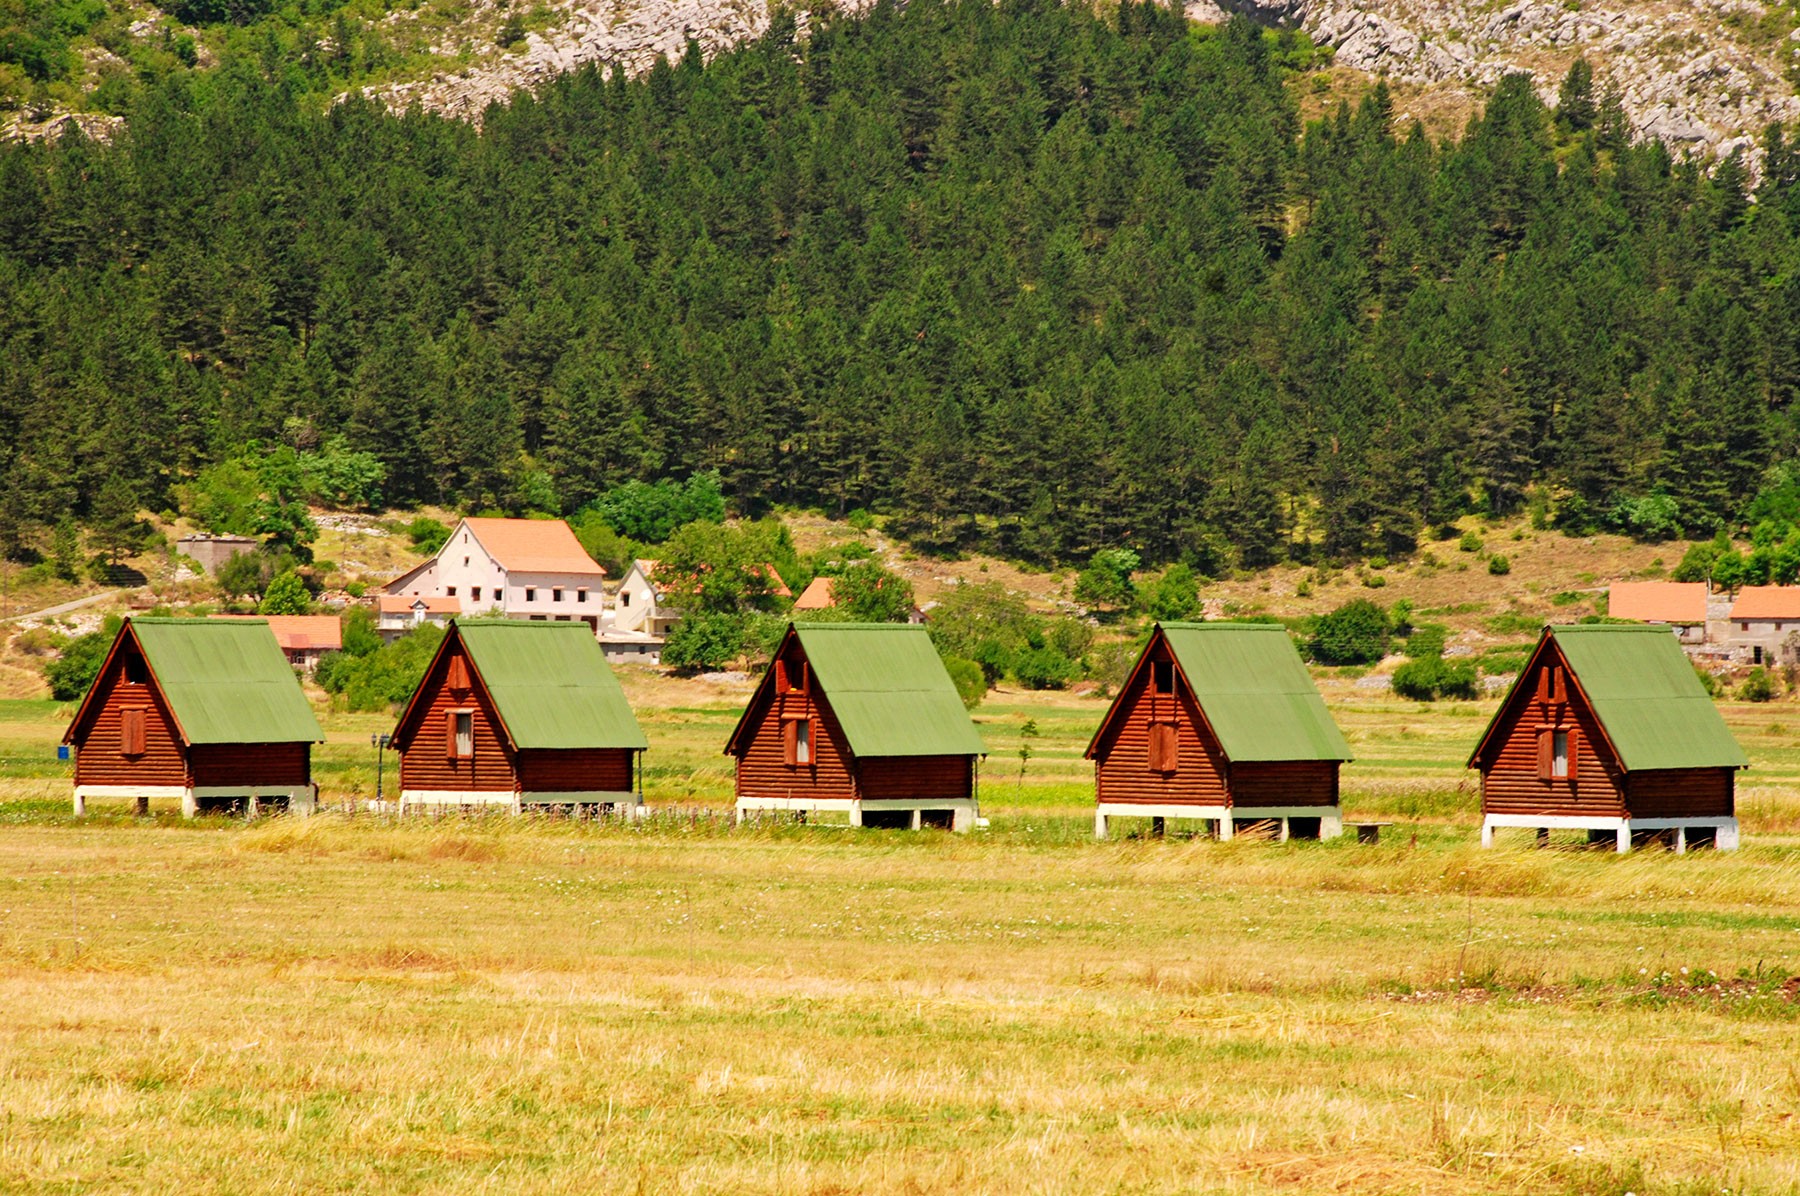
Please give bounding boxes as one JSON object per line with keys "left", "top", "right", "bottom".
{"left": 4, "top": 0, "right": 1800, "bottom": 571}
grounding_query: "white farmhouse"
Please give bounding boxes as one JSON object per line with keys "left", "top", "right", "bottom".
{"left": 382, "top": 518, "right": 607, "bottom": 633}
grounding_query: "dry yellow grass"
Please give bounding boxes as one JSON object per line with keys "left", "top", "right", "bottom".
{"left": 1, "top": 819, "right": 1797, "bottom": 1193}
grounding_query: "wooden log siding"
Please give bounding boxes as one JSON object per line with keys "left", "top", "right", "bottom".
{"left": 516, "top": 749, "right": 634, "bottom": 794}
{"left": 1231, "top": 761, "right": 1338, "bottom": 807}
{"left": 1479, "top": 652, "right": 1626, "bottom": 818}
{"left": 734, "top": 649, "right": 857, "bottom": 802}
{"left": 189, "top": 743, "right": 310, "bottom": 788}
{"left": 72, "top": 655, "right": 187, "bottom": 788}
{"left": 1093, "top": 649, "right": 1230, "bottom": 807}
{"left": 857, "top": 755, "right": 973, "bottom": 801}
{"left": 1627, "top": 769, "right": 1735, "bottom": 819}
{"left": 397, "top": 645, "right": 517, "bottom": 793}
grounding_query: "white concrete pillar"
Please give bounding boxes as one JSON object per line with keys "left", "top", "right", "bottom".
{"left": 71, "top": 789, "right": 85, "bottom": 817}
{"left": 951, "top": 806, "right": 972, "bottom": 833}
{"left": 1480, "top": 819, "right": 1494, "bottom": 849}
{"left": 910, "top": 809, "right": 922, "bottom": 831}
{"left": 1094, "top": 809, "right": 1108, "bottom": 840}
{"left": 1718, "top": 820, "right": 1741, "bottom": 851}
{"left": 848, "top": 802, "right": 863, "bottom": 828}
{"left": 1616, "top": 824, "right": 1630, "bottom": 854}
{"left": 1278, "top": 818, "right": 1291, "bottom": 843}
{"left": 1675, "top": 826, "right": 1687, "bottom": 855}
{"left": 181, "top": 788, "right": 198, "bottom": 819}
{"left": 1217, "top": 816, "right": 1234, "bottom": 842}
{"left": 293, "top": 786, "right": 316, "bottom": 818}
{"left": 1320, "top": 812, "right": 1343, "bottom": 840}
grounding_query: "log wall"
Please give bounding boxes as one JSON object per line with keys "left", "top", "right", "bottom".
{"left": 190, "top": 743, "right": 310, "bottom": 787}
{"left": 1092, "top": 637, "right": 1229, "bottom": 806}
{"left": 517, "top": 748, "right": 634, "bottom": 793}
{"left": 1478, "top": 645, "right": 1626, "bottom": 817}
{"left": 733, "top": 641, "right": 857, "bottom": 801}
{"left": 71, "top": 640, "right": 187, "bottom": 788}
{"left": 397, "top": 640, "right": 517, "bottom": 792}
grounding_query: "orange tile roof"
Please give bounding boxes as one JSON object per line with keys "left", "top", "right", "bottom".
{"left": 377, "top": 595, "right": 462, "bottom": 615}
{"left": 1608, "top": 582, "right": 1707, "bottom": 624}
{"left": 1729, "top": 585, "right": 1800, "bottom": 620}
{"left": 463, "top": 518, "right": 606, "bottom": 576}
{"left": 793, "top": 576, "right": 837, "bottom": 610}
{"left": 637, "top": 558, "right": 790, "bottom": 597}
{"left": 211, "top": 614, "right": 343, "bottom": 651}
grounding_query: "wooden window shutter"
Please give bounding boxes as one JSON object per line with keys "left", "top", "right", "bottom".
{"left": 796, "top": 662, "right": 808, "bottom": 693}
{"left": 121, "top": 709, "right": 146, "bottom": 757}
{"left": 1148, "top": 722, "right": 1178, "bottom": 773}
{"left": 444, "top": 710, "right": 459, "bottom": 760}
{"left": 447, "top": 654, "right": 470, "bottom": 691}
{"left": 775, "top": 660, "right": 791, "bottom": 695}
{"left": 1535, "top": 726, "right": 1552, "bottom": 780}
{"left": 1536, "top": 667, "right": 1552, "bottom": 704}
{"left": 782, "top": 717, "right": 798, "bottom": 766}
{"left": 1566, "top": 727, "right": 1579, "bottom": 782}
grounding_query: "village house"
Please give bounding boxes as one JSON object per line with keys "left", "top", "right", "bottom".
{"left": 210, "top": 614, "right": 343, "bottom": 671}
{"left": 389, "top": 621, "right": 648, "bottom": 814}
{"left": 63, "top": 618, "right": 324, "bottom": 817}
{"left": 1085, "top": 623, "right": 1353, "bottom": 840}
{"left": 376, "top": 595, "right": 461, "bottom": 641}
{"left": 176, "top": 534, "right": 258, "bottom": 575}
{"left": 606, "top": 558, "right": 793, "bottom": 663}
{"left": 725, "top": 623, "right": 986, "bottom": 830}
{"left": 1606, "top": 581, "right": 1708, "bottom": 644}
{"left": 1725, "top": 586, "right": 1800, "bottom": 665}
{"left": 382, "top": 518, "right": 606, "bottom": 634}
{"left": 1468, "top": 625, "right": 1748, "bottom": 852}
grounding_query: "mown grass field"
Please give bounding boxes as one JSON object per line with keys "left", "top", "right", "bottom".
{"left": 4, "top": 682, "right": 1800, "bottom": 1193}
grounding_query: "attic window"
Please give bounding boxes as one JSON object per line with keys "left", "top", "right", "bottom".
{"left": 783, "top": 716, "right": 812, "bottom": 766}
{"left": 120, "top": 708, "right": 146, "bottom": 757}
{"left": 1152, "top": 660, "right": 1175, "bottom": 695}
{"left": 448, "top": 710, "right": 474, "bottom": 760}
{"left": 620, "top": 592, "right": 630, "bottom": 607}
{"left": 446, "top": 655, "right": 470, "bottom": 692}
{"left": 124, "top": 655, "right": 149, "bottom": 686}
{"left": 776, "top": 659, "right": 807, "bottom": 694}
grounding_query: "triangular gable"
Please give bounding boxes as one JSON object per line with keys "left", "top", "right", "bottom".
{"left": 725, "top": 624, "right": 804, "bottom": 758}
{"left": 1084, "top": 625, "right": 1230, "bottom": 761}
{"left": 64, "top": 622, "right": 187, "bottom": 747}
{"left": 1469, "top": 625, "right": 1746, "bottom": 772}
{"left": 724, "top": 623, "right": 985, "bottom": 759}
{"left": 1466, "top": 630, "right": 1623, "bottom": 771}
{"left": 456, "top": 622, "right": 646, "bottom": 750}
{"left": 390, "top": 624, "right": 516, "bottom": 754}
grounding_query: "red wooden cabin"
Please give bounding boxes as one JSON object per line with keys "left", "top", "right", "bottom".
{"left": 63, "top": 618, "right": 323, "bottom": 817}
{"left": 390, "top": 621, "right": 647, "bottom": 813}
{"left": 1085, "top": 623, "right": 1353, "bottom": 840}
{"left": 726, "top": 623, "right": 987, "bottom": 830}
{"left": 1469, "top": 625, "right": 1748, "bottom": 852}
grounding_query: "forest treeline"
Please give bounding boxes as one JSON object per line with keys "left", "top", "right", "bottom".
{"left": 2, "top": 0, "right": 1799, "bottom": 571}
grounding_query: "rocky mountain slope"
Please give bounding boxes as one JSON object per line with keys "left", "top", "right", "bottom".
{"left": 1195, "top": 0, "right": 1800, "bottom": 158}
{"left": 363, "top": 0, "right": 1799, "bottom": 160}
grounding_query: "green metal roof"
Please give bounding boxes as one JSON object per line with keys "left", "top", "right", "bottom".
{"left": 792, "top": 624, "right": 986, "bottom": 758}
{"left": 1157, "top": 623, "right": 1353, "bottom": 762}
{"left": 128, "top": 618, "right": 323, "bottom": 744}
{"left": 1484, "top": 625, "right": 1747, "bottom": 771}
{"left": 456, "top": 622, "right": 647, "bottom": 750}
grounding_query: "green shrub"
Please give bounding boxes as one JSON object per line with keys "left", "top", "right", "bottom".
{"left": 1308, "top": 599, "right": 1390, "bottom": 665}
{"left": 942, "top": 655, "right": 987, "bottom": 709}
{"left": 1692, "top": 663, "right": 1721, "bottom": 698}
{"left": 43, "top": 617, "right": 121, "bottom": 701}
{"left": 1549, "top": 591, "right": 1585, "bottom": 607}
{"left": 406, "top": 517, "right": 451, "bottom": 555}
{"left": 661, "top": 612, "right": 750, "bottom": 672}
{"left": 1391, "top": 654, "right": 1479, "bottom": 701}
{"left": 845, "top": 508, "right": 875, "bottom": 531}
{"left": 316, "top": 625, "right": 444, "bottom": 711}
{"left": 1459, "top": 531, "right": 1482, "bottom": 553}
{"left": 1361, "top": 573, "right": 1387, "bottom": 588}
{"left": 1737, "top": 667, "right": 1777, "bottom": 703}
{"left": 1402, "top": 623, "right": 1448, "bottom": 658}
{"left": 1012, "top": 646, "right": 1078, "bottom": 690}
{"left": 1487, "top": 554, "right": 1511, "bottom": 576}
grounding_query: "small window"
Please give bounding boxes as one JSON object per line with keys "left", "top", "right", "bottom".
{"left": 446, "top": 586, "right": 457, "bottom": 597}
{"left": 553, "top": 589, "right": 563, "bottom": 602}
{"left": 124, "top": 654, "right": 149, "bottom": 685}
{"left": 1742, "top": 622, "right": 1750, "bottom": 631}
{"left": 556, "top": 615, "right": 569, "bottom": 622}
{"left": 1551, "top": 729, "right": 1569, "bottom": 779}
{"left": 464, "top": 556, "right": 470, "bottom": 566}
{"left": 525, "top": 588, "right": 536, "bottom": 602}
{"left": 1151, "top": 660, "right": 1174, "bottom": 695}
{"left": 452, "top": 711, "right": 474, "bottom": 759}
{"left": 620, "top": 592, "right": 630, "bottom": 607}
{"left": 1754, "top": 645, "right": 1764, "bottom": 665}
{"left": 578, "top": 590, "right": 588, "bottom": 604}
{"left": 795, "top": 718, "right": 811, "bottom": 765}
{"left": 530, "top": 615, "right": 546, "bottom": 622}
{"left": 1148, "top": 721, "right": 1178, "bottom": 773}
{"left": 471, "top": 587, "right": 481, "bottom": 602}
{"left": 120, "top": 708, "right": 147, "bottom": 757}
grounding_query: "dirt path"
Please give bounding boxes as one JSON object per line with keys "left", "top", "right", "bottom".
{"left": 1, "top": 588, "right": 127, "bottom": 624}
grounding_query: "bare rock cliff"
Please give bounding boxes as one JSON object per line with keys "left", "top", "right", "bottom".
{"left": 1190, "top": 0, "right": 1800, "bottom": 156}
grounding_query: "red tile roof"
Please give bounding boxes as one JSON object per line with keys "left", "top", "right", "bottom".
{"left": 210, "top": 614, "right": 343, "bottom": 651}
{"left": 1729, "top": 585, "right": 1800, "bottom": 620}
{"left": 463, "top": 518, "right": 606, "bottom": 576}
{"left": 1608, "top": 582, "right": 1707, "bottom": 624}
{"left": 793, "top": 576, "right": 836, "bottom": 610}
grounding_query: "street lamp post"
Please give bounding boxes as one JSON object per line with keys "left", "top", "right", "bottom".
{"left": 370, "top": 732, "right": 391, "bottom": 810}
